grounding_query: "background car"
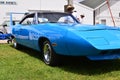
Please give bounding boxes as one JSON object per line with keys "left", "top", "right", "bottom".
{"left": 11, "top": 11, "right": 120, "bottom": 66}
{"left": 0, "top": 20, "right": 19, "bottom": 43}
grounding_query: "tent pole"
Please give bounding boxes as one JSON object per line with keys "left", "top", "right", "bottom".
{"left": 106, "top": 0, "right": 116, "bottom": 27}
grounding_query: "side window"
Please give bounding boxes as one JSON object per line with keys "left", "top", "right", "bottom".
{"left": 21, "top": 17, "right": 34, "bottom": 25}
{"left": 38, "top": 18, "right": 48, "bottom": 23}
{"left": 58, "top": 16, "right": 75, "bottom": 23}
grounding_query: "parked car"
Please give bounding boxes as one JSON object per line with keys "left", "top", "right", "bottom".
{"left": 11, "top": 11, "right": 120, "bottom": 66}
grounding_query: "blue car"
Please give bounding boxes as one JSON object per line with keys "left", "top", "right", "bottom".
{"left": 0, "top": 32, "right": 13, "bottom": 43}
{"left": 11, "top": 11, "right": 120, "bottom": 66}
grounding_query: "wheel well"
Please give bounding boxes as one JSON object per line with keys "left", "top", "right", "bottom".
{"left": 10, "top": 34, "right": 15, "bottom": 39}
{"left": 39, "top": 37, "right": 49, "bottom": 50}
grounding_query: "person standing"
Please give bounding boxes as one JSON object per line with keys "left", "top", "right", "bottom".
{"left": 66, "top": 5, "right": 80, "bottom": 22}
{"left": 66, "top": 5, "right": 75, "bottom": 14}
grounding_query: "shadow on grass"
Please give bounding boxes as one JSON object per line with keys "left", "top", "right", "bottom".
{"left": 10, "top": 45, "right": 120, "bottom": 76}
{"left": 10, "top": 44, "right": 42, "bottom": 60}
{"left": 59, "top": 57, "right": 120, "bottom": 75}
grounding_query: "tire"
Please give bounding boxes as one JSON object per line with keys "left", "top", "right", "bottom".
{"left": 42, "top": 40, "right": 59, "bottom": 66}
{"left": 13, "top": 38, "right": 20, "bottom": 49}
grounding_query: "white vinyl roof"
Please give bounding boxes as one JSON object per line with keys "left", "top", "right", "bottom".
{"left": 79, "top": 0, "right": 106, "bottom": 9}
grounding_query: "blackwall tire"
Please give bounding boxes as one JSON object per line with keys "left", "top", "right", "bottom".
{"left": 13, "top": 38, "right": 20, "bottom": 49}
{"left": 42, "top": 40, "right": 59, "bottom": 66}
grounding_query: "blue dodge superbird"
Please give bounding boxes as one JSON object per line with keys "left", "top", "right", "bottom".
{"left": 11, "top": 11, "right": 120, "bottom": 66}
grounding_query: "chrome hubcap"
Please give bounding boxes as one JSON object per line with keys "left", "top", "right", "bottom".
{"left": 43, "top": 43, "right": 51, "bottom": 63}
{"left": 13, "top": 39, "right": 17, "bottom": 48}
{"left": 14, "top": 42, "right": 17, "bottom": 47}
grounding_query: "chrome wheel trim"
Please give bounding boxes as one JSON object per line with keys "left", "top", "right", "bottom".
{"left": 13, "top": 39, "right": 17, "bottom": 48}
{"left": 43, "top": 43, "right": 52, "bottom": 64}
{"left": 14, "top": 42, "right": 17, "bottom": 48}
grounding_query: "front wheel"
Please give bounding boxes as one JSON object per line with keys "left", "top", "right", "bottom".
{"left": 42, "top": 40, "right": 59, "bottom": 66}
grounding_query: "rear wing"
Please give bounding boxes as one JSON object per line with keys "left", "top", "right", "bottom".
{"left": 9, "top": 12, "right": 26, "bottom": 33}
{"left": 10, "top": 12, "right": 39, "bottom": 26}
{"left": 9, "top": 12, "right": 40, "bottom": 33}
{"left": 10, "top": 12, "right": 26, "bottom": 26}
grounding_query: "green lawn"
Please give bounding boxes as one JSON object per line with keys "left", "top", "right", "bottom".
{"left": 0, "top": 44, "right": 120, "bottom": 80}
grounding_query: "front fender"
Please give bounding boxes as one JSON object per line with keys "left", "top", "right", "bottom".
{"left": 65, "top": 31, "right": 101, "bottom": 56}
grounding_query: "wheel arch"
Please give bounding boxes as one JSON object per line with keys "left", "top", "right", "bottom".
{"left": 38, "top": 37, "right": 50, "bottom": 51}
{"left": 38, "top": 37, "right": 60, "bottom": 66}
{"left": 10, "top": 34, "right": 15, "bottom": 39}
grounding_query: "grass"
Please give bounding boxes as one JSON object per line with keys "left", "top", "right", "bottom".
{"left": 0, "top": 44, "right": 120, "bottom": 80}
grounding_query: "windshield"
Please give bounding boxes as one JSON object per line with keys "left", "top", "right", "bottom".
{"left": 38, "top": 13, "right": 79, "bottom": 24}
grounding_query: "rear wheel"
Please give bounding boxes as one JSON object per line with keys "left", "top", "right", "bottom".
{"left": 13, "top": 38, "right": 20, "bottom": 49}
{"left": 42, "top": 40, "right": 59, "bottom": 66}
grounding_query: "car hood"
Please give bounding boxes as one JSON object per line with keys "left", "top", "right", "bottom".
{"left": 36, "top": 23, "right": 120, "bottom": 50}
{"left": 65, "top": 24, "right": 120, "bottom": 50}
